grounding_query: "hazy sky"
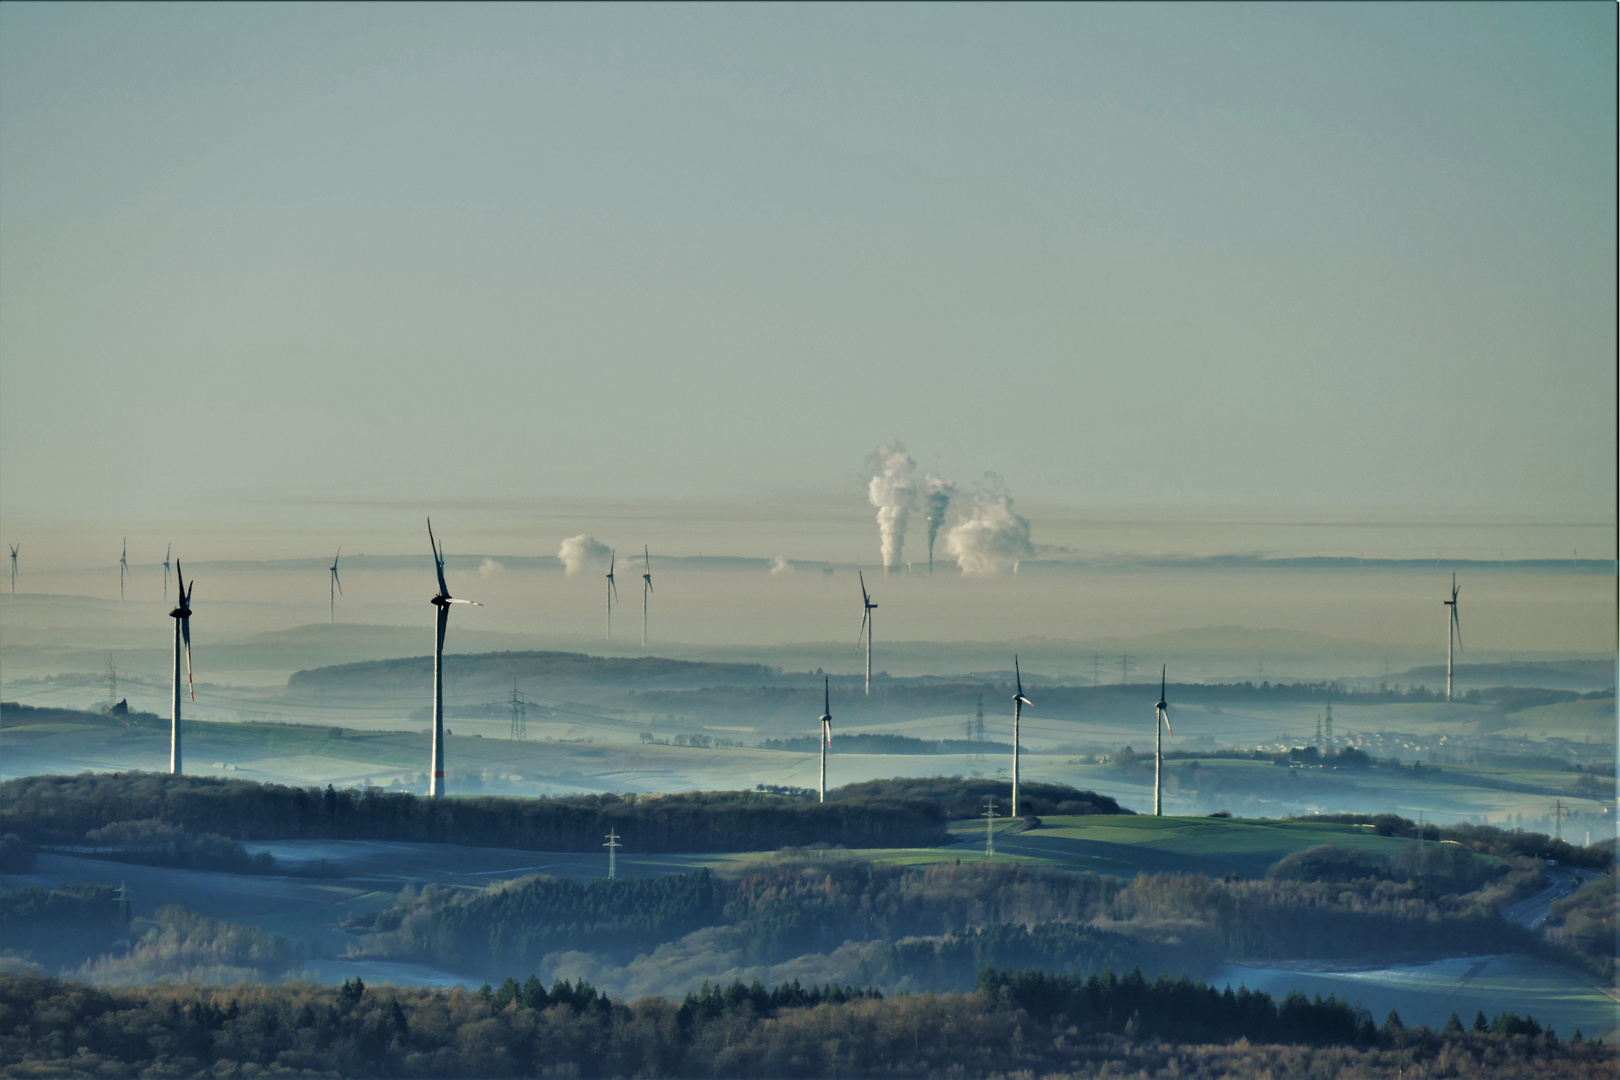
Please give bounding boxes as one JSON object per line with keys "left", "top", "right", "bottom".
{"left": 2, "top": 3, "right": 1615, "bottom": 533}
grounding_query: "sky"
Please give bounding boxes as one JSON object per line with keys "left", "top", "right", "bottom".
{"left": 1, "top": 3, "right": 1615, "bottom": 556}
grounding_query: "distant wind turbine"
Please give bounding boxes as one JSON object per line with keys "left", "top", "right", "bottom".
{"left": 1011, "top": 657, "right": 1032, "bottom": 816}
{"left": 168, "top": 561, "right": 194, "bottom": 774}
{"left": 8, "top": 544, "right": 16, "bottom": 595}
{"left": 162, "top": 544, "right": 172, "bottom": 596}
{"left": 857, "top": 572, "right": 877, "bottom": 695}
{"left": 640, "top": 546, "right": 653, "bottom": 649}
{"left": 1154, "top": 666, "right": 1174, "bottom": 816}
{"left": 605, "top": 551, "right": 619, "bottom": 640}
{"left": 428, "top": 519, "right": 482, "bottom": 798}
{"left": 1443, "top": 574, "right": 1462, "bottom": 702}
{"left": 119, "top": 538, "right": 128, "bottom": 606}
{"left": 329, "top": 548, "right": 343, "bottom": 624}
{"left": 818, "top": 676, "right": 833, "bottom": 803}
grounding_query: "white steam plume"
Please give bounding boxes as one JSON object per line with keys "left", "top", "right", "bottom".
{"left": 479, "top": 558, "right": 505, "bottom": 578}
{"left": 944, "top": 485, "right": 1034, "bottom": 577}
{"left": 557, "top": 535, "right": 611, "bottom": 577}
{"left": 866, "top": 443, "right": 918, "bottom": 572}
{"left": 922, "top": 473, "right": 955, "bottom": 570}
{"left": 769, "top": 555, "right": 793, "bottom": 577}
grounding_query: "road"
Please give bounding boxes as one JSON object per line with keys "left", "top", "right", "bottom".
{"left": 1500, "top": 866, "right": 1606, "bottom": 930}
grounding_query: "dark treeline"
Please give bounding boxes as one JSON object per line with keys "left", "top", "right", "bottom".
{"left": 760, "top": 732, "right": 1013, "bottom": 755}
{"left": 1294, "top": 812, "right": 1613, "bottom": 870}
{"left": 347, "top": 856, "right": 1539, "bottom": 984}
{"left": 354, "top": 871, "right": 728, "bottom": 971}
{"left": 0, "top": 885, "right": 122, "bottom": 971}
{"left": 831, "top": 777, "right": 1126, "bottom": 818}
{"left": 288, "top": 651, "right": 779, "bottom": 695}
{"left": 2, "top": 970, "right": 1609, "bottom": 1079}
{"left": 0, "top": 773, "right": 950, "bottom": 854}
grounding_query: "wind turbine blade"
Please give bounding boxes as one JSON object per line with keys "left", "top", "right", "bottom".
{"left": 427, "top": 519, "right": 449, "bottom": 595}
{"left": 448, "top": 598, "right": 483, "bottom": 606}
{"left": 1452, "top": 607, "right": 1462, "bottom": 651}
{"left": 1015, "top": 656, "right": 1023, "bottom": 696}
{"left": 1160, "top": 706, "right": 1173, "bottom": 737}
{"left": 824, "top": 675, "right": 830, "bottom": 714}
{"left": 181, "top": 618, "right": 194, "bottom": 701}
{"left": 857, "top": 608, "right": 868, "bottom": 645}
{"left": 333, "top": 570, "right": 342, "bottom": 594}
{"left": 1161, "top": 665, "right": 1166, "bottom": 699}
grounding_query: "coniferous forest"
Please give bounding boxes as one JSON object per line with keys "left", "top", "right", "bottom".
{"left": 1, "top": 968, "right": 1611, "bottom": 1079}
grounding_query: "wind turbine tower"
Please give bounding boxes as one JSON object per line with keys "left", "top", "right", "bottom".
{"left": 168, "top": 562, "right": 194, "bottom": 775}
{"left": 427, "top": 519, "right": 482, "bottom": 798}
{"left": 1011, "top": 657, "right": 1032, "bottom": 816}
{"left": 8, "top": 544, "right": 16, "bottom": 595}
{"left": 1443, "top": 574, "right": 1462, "bottom": 702}
{"left": 329, "top": 548, "right": 343, "bottom": 624}
{"left": 605, "top": 551, "right": 619, "bottom": 640}
{"left": 640, "top": 546, "right": 653, "bottom": 649}
{"left": 1153, "top": 666, "right": 1174, "bottom": 816}
{"left": 857, "top": 572, "right": 878, "bottom": 695}
{"left": 818, "top": 676, "right": 833, "bottom": 803}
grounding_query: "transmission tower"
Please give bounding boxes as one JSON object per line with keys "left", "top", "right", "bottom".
{"left": 105, "top": 654, "right": 118, "bottom": 712}
{"left": 982, "top": 796, "right": 998, "bottom": 856}
{"left": 509, "top": 682, "right": 527, "bottom": 741}
{"left": 604, "top": 828, "right": 621, "bottom": 880}
{"left": 1551, "top": 799, "right": 1567, "bottom": 842}
{"left": 1315, "top": 713, "right": 1322, "bottom": 754}
{"left": 1323, "top": 703, "right": 1334, "bottom": 748}
{"left": 973, "top": 695, "right": 986, "bottom": 765}
{"left": 1120, "top": 654, "right": 1132, "bottom": 684}
{"left": 114, "top": 881, "right": 132, "bottom": 942}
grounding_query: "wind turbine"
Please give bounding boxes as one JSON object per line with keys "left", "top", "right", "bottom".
{"left": 857, "top": 572, "right": 877, "bottom": 695}
{"left": 428, "top": 519, "right": 482, "bottom": 798}
{"left": 8, "top": 544, "right": 16, "bottom": 595}
{"left": 329, "top": 548, "right": 343, "bottom": 624}
{"left": 168, "top": 561, "right": 194, "bottom": 775}
{"left": 818, "top": 676, "right": 833, "bottom": 803}
{"left": 605, "top": 551, "right": 619, "bottom": 640}
{"left": 119, "top": 538, "right": 128, "bottom": 606}
{"left": 1443, "top": 574, "right": 1462, "bottom": 702}
{"left": 162, "top": 545, "right": 172, "bottom": 596}
{"left": 1011, "top": 657, "right": 1032, "bottom": 816}
{"left": 640, "top": 546, "right": 653, "bottom": 649}
{"left": 1154, "top": 666, "right": 1174, "bottom": 816}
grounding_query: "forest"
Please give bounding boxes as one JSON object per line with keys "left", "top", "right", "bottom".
{"left": 341, "top": 851, "right": 1545, "bottom": 986}
{"left": 0, "top": 773, "right": 957, "bottom": 855}
{"left": 1, "top": 968, "right": 1608, "bottom": 1079}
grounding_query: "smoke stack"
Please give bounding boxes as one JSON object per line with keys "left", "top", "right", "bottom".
{"left": 922, "top": 473, "right": 955, "bottom": 574}
{"left": 866, "top": 443, "right": 917, "bottom": 573}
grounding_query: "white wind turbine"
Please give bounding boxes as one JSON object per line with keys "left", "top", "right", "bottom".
{"left": 428, "top": 519, "right": 482, "bottom": 798}
{"left": 8, "top": 544, "right": 16, "bottom": 595}
{"left": 168, "top": 562, "right": 194, "bottom": 775}
{"left": 857, "top": 572, "right": 878, "bottom": 695}
{"left": 162, "top": 544, "right": 172, "bottom": 596}
{"left": 1153, "top": 666, "right": 1174, "bottom": 815}
{"left": 605, "top": 551, "right": 619, "bottom": 640}
{"left": 818, "top": 676, "right": 833, "bottom": 803}
{"left": 1443, "top": 574, "right": 1462, "bottom": 702}
{"left": 1011, "top": 657, "right": 1032, "bottom": 816}
{"left": 119, "top": 538, "right": 128, "bottom": 606}
{"left": 329, "top": 548, "right": 343, "bottom": 624}
{"left": 640, "top": 546, "right": 653, "bottom": 649}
